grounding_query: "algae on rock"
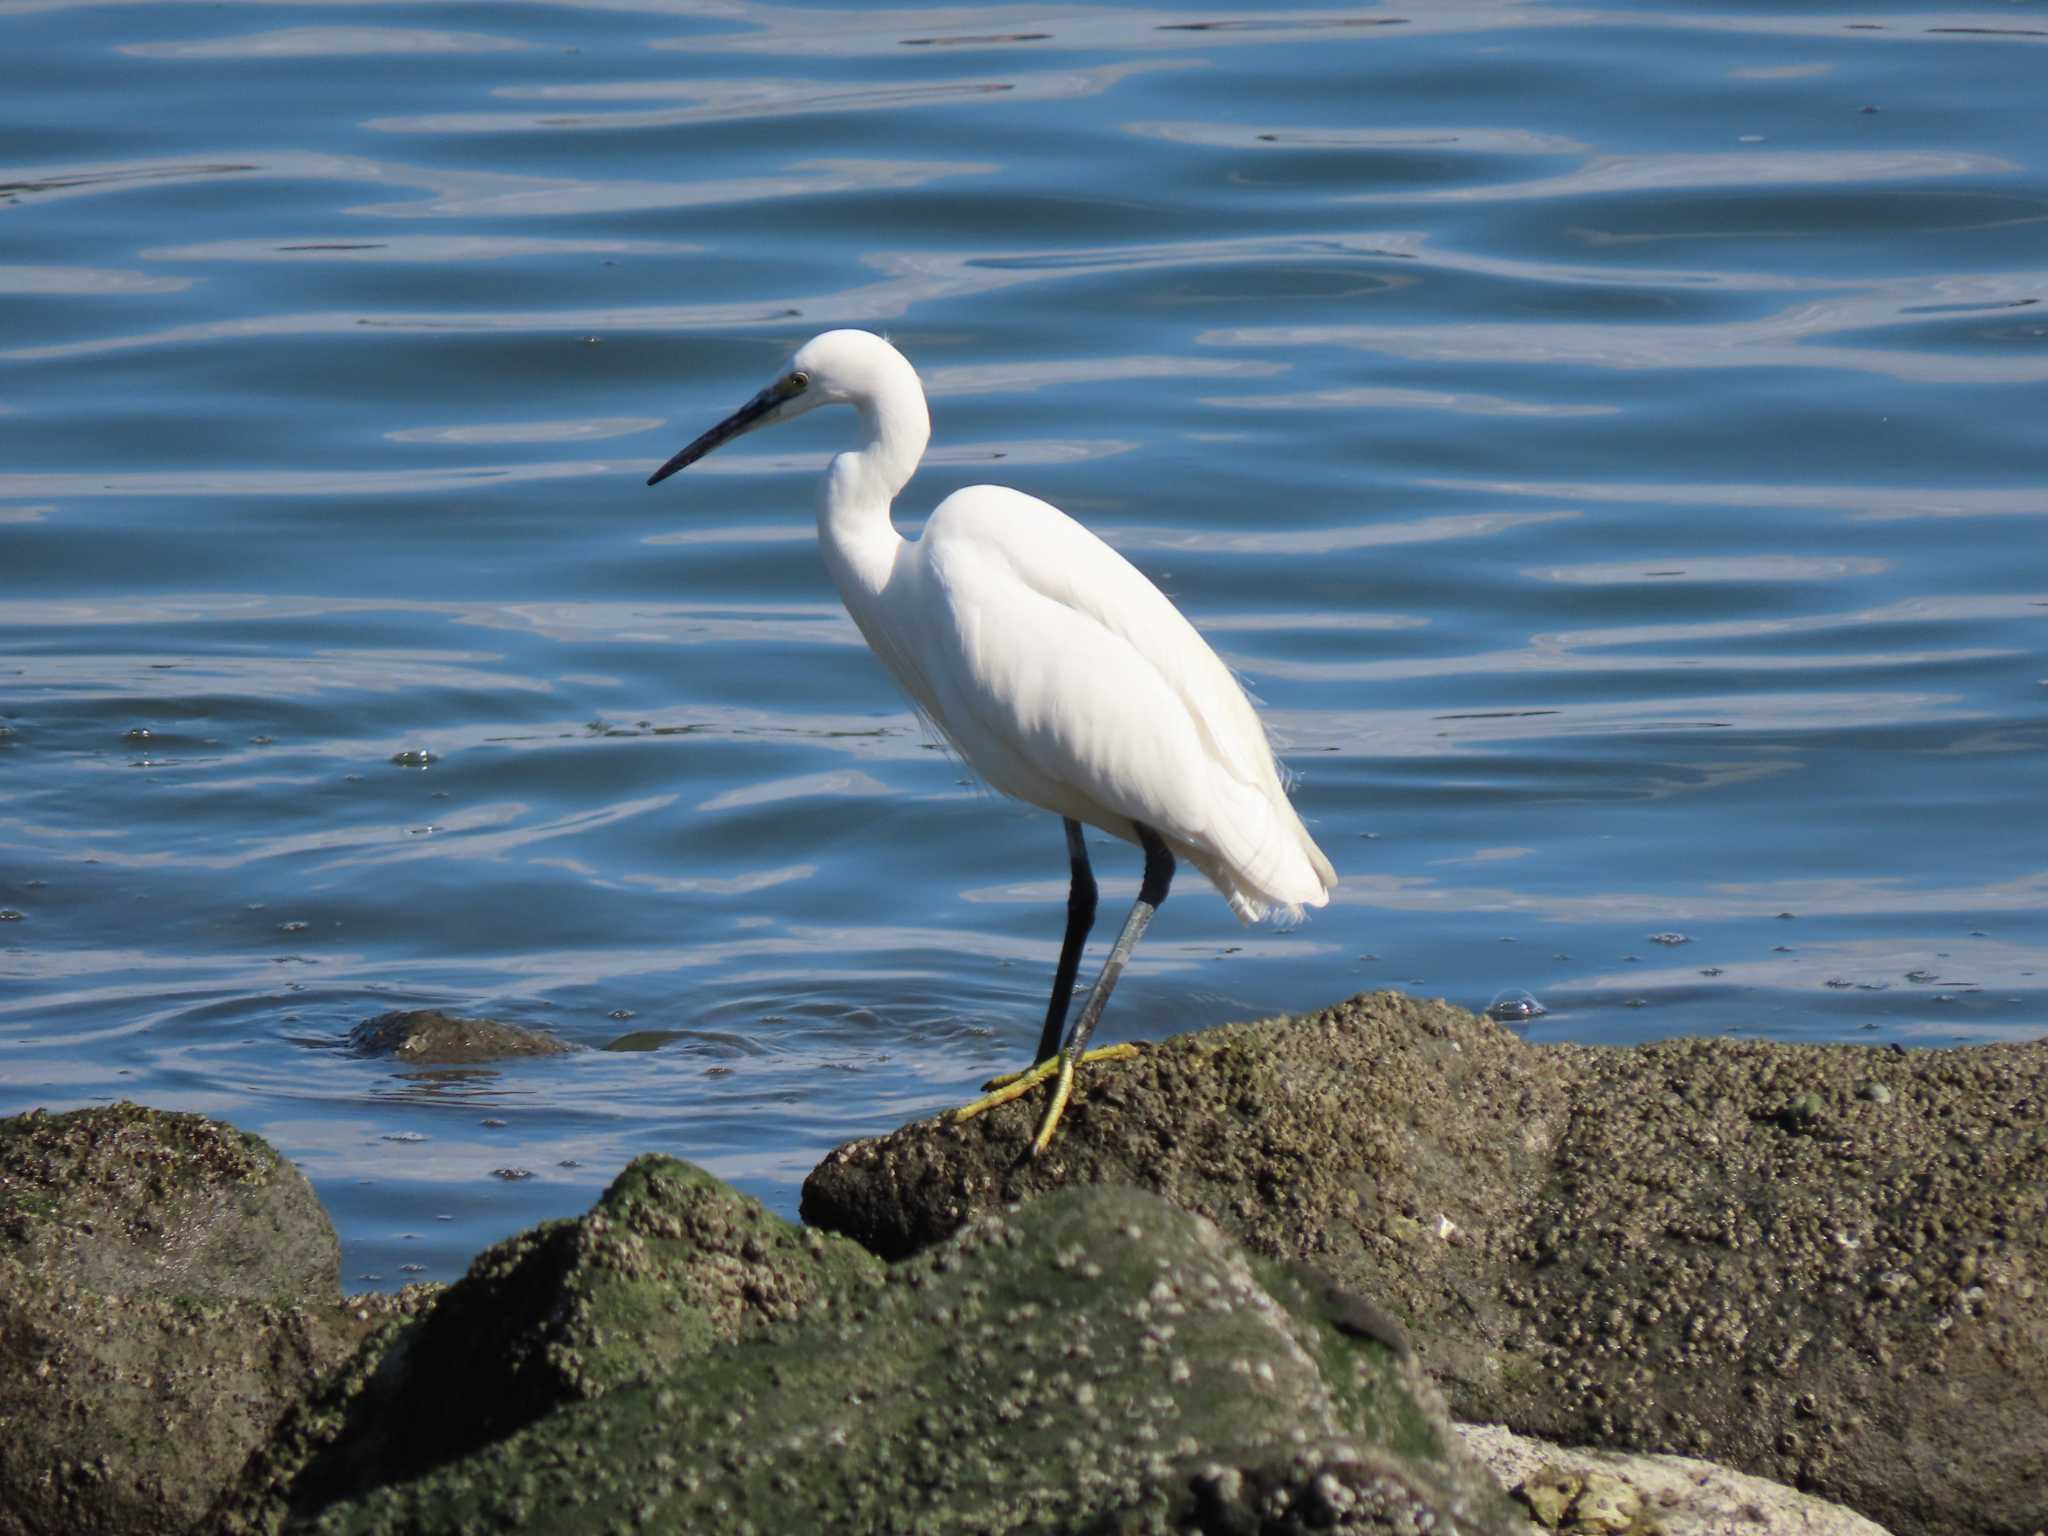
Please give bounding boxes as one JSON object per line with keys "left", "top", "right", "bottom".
{"left": 221, "top": 1153, "right": 881, "bottom": 1529}
{"left": 306, "top": 1184, "right": 1522, "bottom": 1536}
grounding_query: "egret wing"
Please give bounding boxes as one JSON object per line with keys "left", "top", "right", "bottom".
{"left": 916, "top": 486, "right": 1331, "bottom": 916}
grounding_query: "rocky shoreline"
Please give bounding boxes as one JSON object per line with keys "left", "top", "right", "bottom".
{"left": 2, "top": 992, "right": 2041, "bottom": 1535}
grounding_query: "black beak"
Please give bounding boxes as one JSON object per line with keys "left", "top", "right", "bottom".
{"left": 646, "top": 371, "right": 808, "bottom": 487}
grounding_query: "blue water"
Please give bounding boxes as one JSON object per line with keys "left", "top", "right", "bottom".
{"left": 3, "top": 1, "right": 2044, "bottom": 1289}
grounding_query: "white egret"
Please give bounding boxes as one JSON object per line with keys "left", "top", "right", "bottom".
{"left": 647, "top": 330, "right": 1335, "bottom": 1152}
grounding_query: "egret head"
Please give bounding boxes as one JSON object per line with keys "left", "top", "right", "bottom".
{"left": 646, "top": 329, "right": 921, "bottom": 487}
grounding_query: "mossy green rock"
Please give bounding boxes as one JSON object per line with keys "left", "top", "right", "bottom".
{"left": 306, "top": 1184, "right": 1521, "bottom": 1536}
{"left": 223, "top": 1154, "right": 880, "bottom": 1529}
{"left": 802, "top": 992, "right": 2048, "bottom": 1536}
{"left": 0, "top": 1104, "right": 370, "bottom": 1536}
{"left": 395, "top": 1154, "right": 882, "bottom": 1431}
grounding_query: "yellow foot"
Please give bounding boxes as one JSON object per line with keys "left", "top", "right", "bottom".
{"left": 946, "top": 1042, "right": 1141, "bottom": 1138}
{"left": 978, "top": 1041, "right": 1138, "bottom": 1094}
{"left": 1030, "top": 1053, "right": 1078, "bottom": 1157}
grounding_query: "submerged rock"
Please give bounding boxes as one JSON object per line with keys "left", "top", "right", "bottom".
{"left": 0, "top": 1104, "right": 389, "bottom": 1536}
{"left": 220, "top": 1155, "right": 880, "bottom": 1530}
{"left": 346, "top": 1008, "right": 568, "bottom": 1064}
{"left": 305, "top": 1184, "right": 1522, "bottom": 1536}
{"left": 802, "top": 992, "right": 2048, "bottom": 1536}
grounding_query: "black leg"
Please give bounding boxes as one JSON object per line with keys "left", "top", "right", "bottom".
{"left": 947, "top": 823, "right": 1174, "bottom": 1153}
{"left": 1058, "top": 823, "right": 1174, "bottom": 1065}
{"left": 1035, "top": 818, "right": 1097, "bottom": 1065}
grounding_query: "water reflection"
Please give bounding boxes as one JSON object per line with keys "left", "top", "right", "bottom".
{"left": 1429, "top": 476, "right": 2048, "bottom": 521}
{"left": 1104, "top": 509, "right": 1576, "bottom": 555}
{"left": 1729, "top": 62, "right": 1833, "bottom": 80}
{"left": 120, "top": 26, "right": 534, "bottom": 58}
{"left": 1204, "top": 291, "right": 2048, "bottom": 385}
{"left": 697, "top": 770, "right": 892, "bottom": 812}
{"left": 1346, "top": 149, "right": 2019, "bottom": 204}
{"left": 923, "top": 354, "right": 1284, "bottom": 395}
{"left": 1530, "top": 556, "right": 1890, "bottom": 585}
{"left": 376, "top": 58, "right": 1189, "bottom": 134}
{"left": 1566, "top": 934, "right": 2048, "bottom": 1002}
{"left": 617, "top": 863, "right": 817, "bottom": 896}
{"left": 2, "top": 648, "right": 557, "bottom": 700}
{"left": 9, "top": 222, "right": 1910, "bottom": 365}
{"left": 0, "top": 149, "right": 991, "bottom": 221}
{"left": 0, "top": 462, "right": 608, "bottom": 496}
{"left": 0, "top": 265, "right": 193, "bottom": 295}
{"left": 1203, "top": 383, "right": 1616, "bottom": 418}
{"left": 1251, "top": 641, "right": 2011, "bottom": 682}
{"left": 653, "top": 4, "right": 2048, "bottom": 58}
{"left": 1326, "top": 870, "right": 2048, "bottom": 924}
{"left": 144, "top": 235, "right": 701, "bottom": 263}
{"left": 1128, "top": 121, "right": 1585, "bottom": 155}
{"left": 1260, "top": 689, "right": 1985, "bottom": 755}
{"left": 386, "top": 417, "right": 662, "bottom": 445}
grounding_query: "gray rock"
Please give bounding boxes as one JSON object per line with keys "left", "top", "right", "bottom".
{"left": 801, "top": 991, "right": 2048, "bottom": 1536}
{"left": 303, "top": 1185, "right": 1523, "bottom": 1535}
{"left": 347, "top": 1008, "right": 568, "bottom": 1064}
{"left": 0, "top": 1098, "right": 339, "bottom": 1301}
{"left": 0, "top": 1104, "right": 398, "bottom": 1536}
{"left": 1457, "top": 1421, "right": 1893, "bottom": 1536}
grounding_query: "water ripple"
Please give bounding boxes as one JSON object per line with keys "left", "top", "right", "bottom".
{"left": 1429, "top": 477, "right": 2048, "bottom": 521}
{"left": 120, "top": 26, "right": 535, "bottom": 58}
{"left": 1347, "top": 149, "right": 2021, "bottom": 204}
{"left": 375, "top": 58, "right": 1192, "bottom": 134}
{"left": 0, "top": 150, "right": 991, "bottom": 220}
{"left": 0, "top": 265, "right": 194, "bottom": 295}
{"left": 7, "top": 0, "right": 2046, "bottom": 1264}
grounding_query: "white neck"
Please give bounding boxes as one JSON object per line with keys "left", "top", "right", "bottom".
{"left": 817, "top": 386, "right": 930, "bottom": 604}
